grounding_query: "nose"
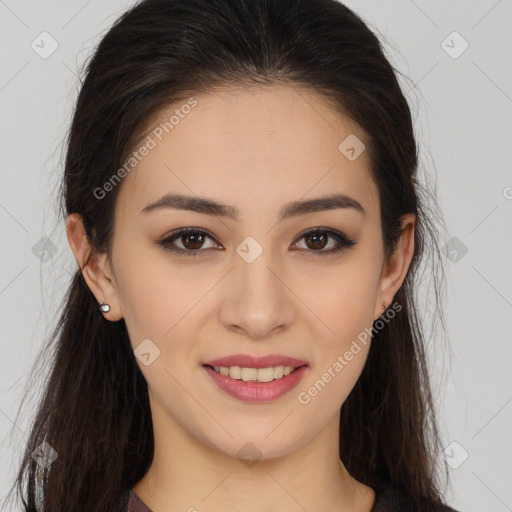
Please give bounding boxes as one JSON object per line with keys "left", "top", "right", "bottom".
{"left": 219, "top": 250, "right": 296, "bottom": 340}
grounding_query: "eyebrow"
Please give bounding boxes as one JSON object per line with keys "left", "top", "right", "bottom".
{"left": 139, "top": 193, "right": 365, "bottom": 221}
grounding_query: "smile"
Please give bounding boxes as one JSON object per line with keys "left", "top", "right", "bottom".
{"left": 208, "top": 364, "right": 302, "bottom": 382}
{"left": 202, "top": 364, "right": 308, "bottom": 403}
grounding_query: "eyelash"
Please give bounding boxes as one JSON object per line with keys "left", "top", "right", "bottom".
{"left": 158, "top": 227, "right": 356, "bottom": 258}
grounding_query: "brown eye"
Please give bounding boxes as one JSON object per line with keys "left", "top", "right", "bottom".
{"left": 180, "top": 232, "right": 206, "bottom": 250}
{"left": 304, "top": 232, "right": 328, "bottom": 250}
{"left": 158, "top": 228, "right": 219, "bottom": 257}
{"left": 293, "top": 228, "right": 357, "bottom": 255}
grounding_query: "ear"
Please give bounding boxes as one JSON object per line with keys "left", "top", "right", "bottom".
{"left": 65, "top": 213, "right": 123, "bottom": 321}
{"left": 374, "top": 213, "right": 415, "bottom": 320}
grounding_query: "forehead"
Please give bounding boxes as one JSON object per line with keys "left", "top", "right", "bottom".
{"left": 115, "top": 84, "right": 379, "bottom": 222}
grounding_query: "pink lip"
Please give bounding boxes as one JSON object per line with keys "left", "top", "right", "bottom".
{"left": 203, "top": 354, "right": 309, "bottom": 368}
{"left": 203, "top": 365, "right": 308, "bottom": 403}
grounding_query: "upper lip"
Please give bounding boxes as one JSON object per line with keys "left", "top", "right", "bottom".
{"left": 203, "top": 354, "right": 309, "bottom": 368}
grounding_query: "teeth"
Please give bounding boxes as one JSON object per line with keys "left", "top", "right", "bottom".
{"left": 211, "top": 365, "right": 298, "bottom": 382}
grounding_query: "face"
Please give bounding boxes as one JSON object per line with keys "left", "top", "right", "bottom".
{"left": 78, "top": 84, "right": 412, "bottom": 462}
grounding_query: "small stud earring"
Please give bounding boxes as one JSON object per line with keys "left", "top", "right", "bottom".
{"left": 381, "top": 302, "right": 387, "bottom": 311}
{"left": 99, "top": 303, "right": 110, "bottom": 313}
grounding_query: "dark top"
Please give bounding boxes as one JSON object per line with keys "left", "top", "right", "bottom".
{"left": 116, "top": 478, "right": 461, "bottom": 512}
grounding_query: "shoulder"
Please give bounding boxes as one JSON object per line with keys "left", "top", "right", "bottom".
{"left": 370, "top": 478, "right": 461, "bottom": 512}
{"left": 115, "top": 489, "right": 153, "bottom": 512}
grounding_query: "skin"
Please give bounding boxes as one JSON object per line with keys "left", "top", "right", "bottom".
{"left": 66, "top": 84, "right": 415, "bottom": 512}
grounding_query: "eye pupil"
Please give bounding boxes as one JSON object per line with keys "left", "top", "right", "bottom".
{"left": 306, "top": 233, "right": 327, "bottom": 250}
{"left": 183, "top": 233, "right": 204, "bottom": 249}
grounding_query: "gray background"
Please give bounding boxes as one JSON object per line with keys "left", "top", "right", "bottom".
{"left": 1, "top": 1, "right": 511, "bottom": 510}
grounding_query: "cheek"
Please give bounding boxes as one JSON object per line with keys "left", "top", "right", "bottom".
{"left": 299, "top": 296, "right": 374, "bottom": 416}
{"left": 298, "top": 254, "right": 381, "bottom": 403}
{"left": 117, "top": 261, "right": 206, "bottom": 402}
{"left": 333, "top": 234, "right": 383, "bottom": 327}
{"left": 308, "top": 258, "right": 381, "bottom": 343}
{"left": 113, "top": 242, "right": 204, "bottom": 351}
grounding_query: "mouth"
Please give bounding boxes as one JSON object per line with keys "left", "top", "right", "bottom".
{"left": 202, "top": 363, "right": 307, "bottom": 383}
{"left": 201, "top": 360, "right": 309, "bottom": 403}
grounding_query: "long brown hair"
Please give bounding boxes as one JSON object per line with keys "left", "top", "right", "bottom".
{"left": 5, "top": 0, "right": 452, "bottom": 510}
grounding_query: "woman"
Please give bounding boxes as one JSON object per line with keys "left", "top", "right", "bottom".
{"left": 7, "top": 0, "right": 459, "bottom": 511}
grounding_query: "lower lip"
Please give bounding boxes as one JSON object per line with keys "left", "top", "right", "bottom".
{"left": 203, "top": 365, "right": 308, "bottom": 403}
